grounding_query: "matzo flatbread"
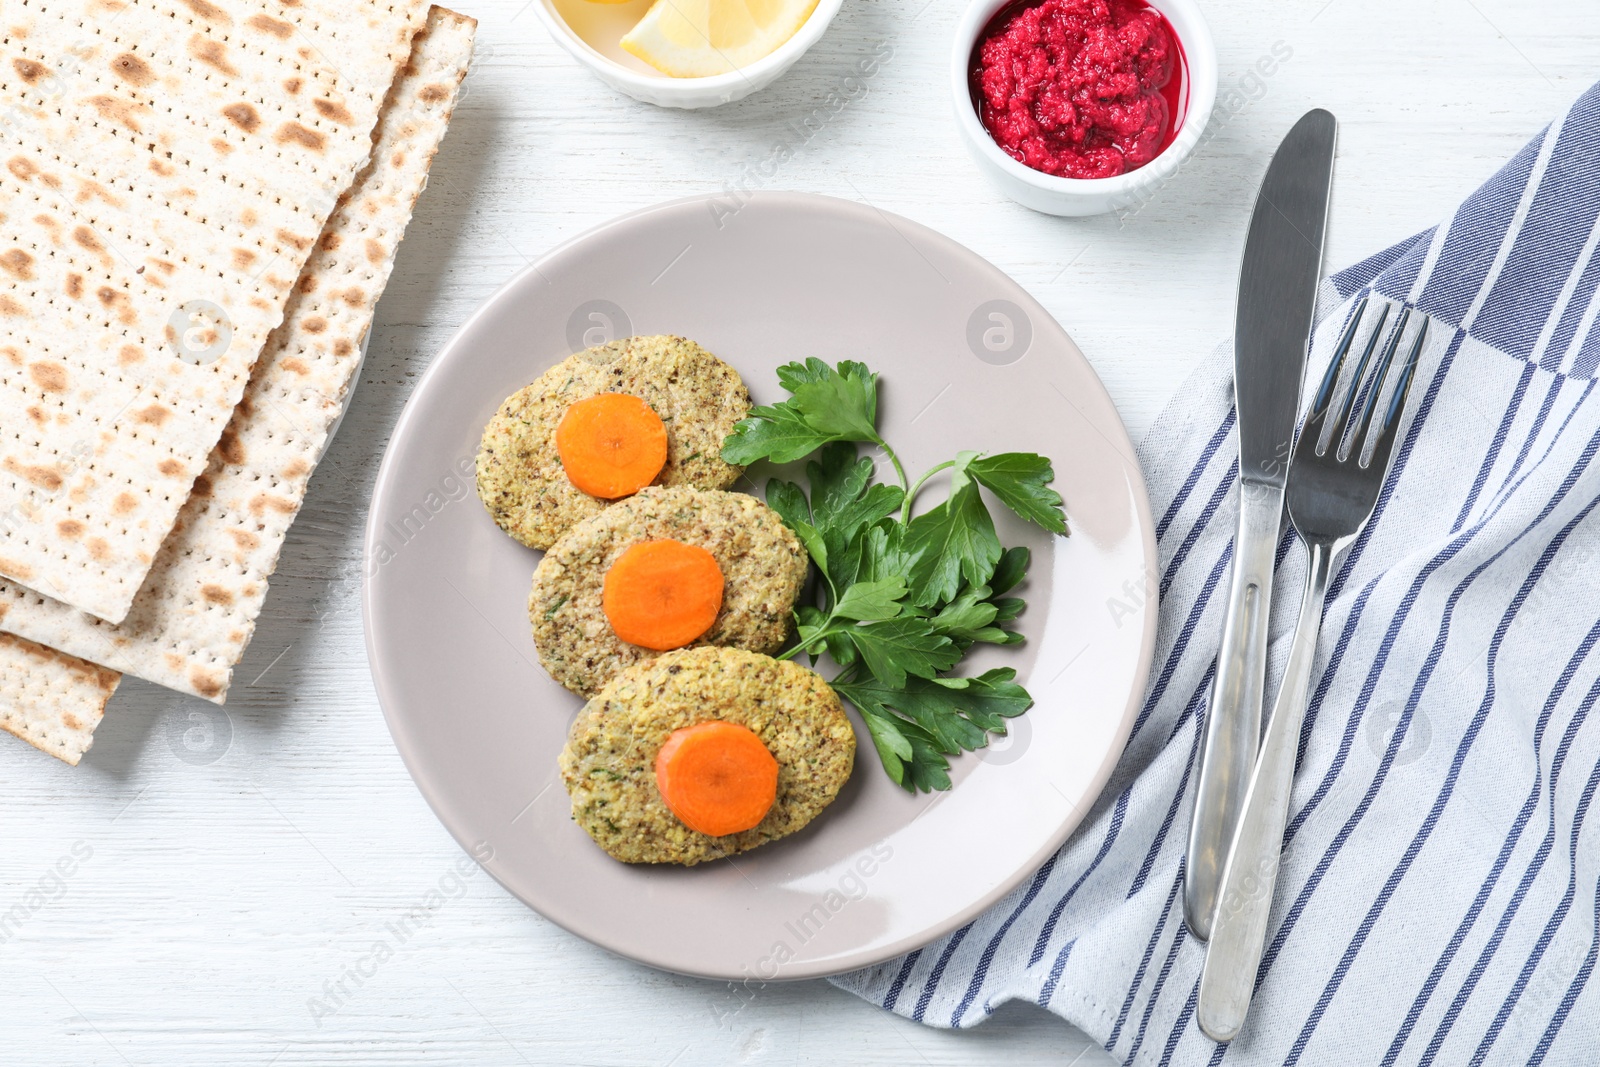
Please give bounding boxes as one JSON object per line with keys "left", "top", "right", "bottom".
{"left": 0, "top": 5, "right": 476, "bottom": 708}
{"left": 0, "top": 0, "right": 430, "bottom": 623}
{"left": 0, "top": 632, "right": 118, "bottom": 765}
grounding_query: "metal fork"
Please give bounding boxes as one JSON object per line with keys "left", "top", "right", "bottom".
{"left": 1196, "top": 297, "right": 1430, "bottom": 1042}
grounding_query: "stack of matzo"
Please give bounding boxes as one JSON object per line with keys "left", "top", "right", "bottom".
{"left": 0, "top": 4, "right": 478, "bottom": 763}
{"left": 0, "top": 0, "right": 432, "bottom": 622}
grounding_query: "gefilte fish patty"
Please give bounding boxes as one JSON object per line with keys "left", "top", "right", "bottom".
{"left": 476, "top": 335, "right": 750, "bottom": 549}
{"left": 529, "top": 486, "right": 809, "bottom": 697}
{"left": 559, "top": 648, "right": 856, "bottom": 865}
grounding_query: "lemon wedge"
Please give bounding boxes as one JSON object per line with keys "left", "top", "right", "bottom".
{"left": 620, "top": 0, "right": 818, "bottom": 77}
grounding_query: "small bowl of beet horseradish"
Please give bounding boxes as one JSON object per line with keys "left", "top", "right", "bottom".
{"left": 951, "top": 0, "right": 1217, "bottom": 216}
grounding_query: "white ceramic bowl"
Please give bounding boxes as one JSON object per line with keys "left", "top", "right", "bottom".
{"left": 534, "top": 0, "right": 845, "bottom": 109}
{"left": 951, "top": 0, "right": 1217, "bottom": 216}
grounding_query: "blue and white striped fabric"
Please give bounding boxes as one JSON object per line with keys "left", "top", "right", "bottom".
{"left": 832, "top": 83, "right": 1600, "bottom": 1065}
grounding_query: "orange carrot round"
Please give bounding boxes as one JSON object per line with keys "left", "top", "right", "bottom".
{"left": 602, "top": 539, "right": 724, "bottom": 650}
{"left": 555, "top": 393, "right": 668, "bottom": 500}
{"left": 655, "top": 720, "right": 779, "bottom": 836}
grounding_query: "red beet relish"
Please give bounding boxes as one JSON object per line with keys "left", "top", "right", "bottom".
{"left": 969, "top": 0, "right": 1187, "bottom": 180}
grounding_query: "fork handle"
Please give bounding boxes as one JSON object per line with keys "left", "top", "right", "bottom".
{"left": 1197, "top": 538, "right": 1334, "bottom": 1043}
{"left": 1185, "top": 481, "right": 1283, "bottom": 940}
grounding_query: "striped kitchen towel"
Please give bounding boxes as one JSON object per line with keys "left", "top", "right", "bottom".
{"left": 832, "top": 82, "right": 1600, "bottom": 1066}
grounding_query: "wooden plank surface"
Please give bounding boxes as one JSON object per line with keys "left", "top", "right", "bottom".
{"left": 1, "top": 0, "right": 1591, "bottom": 1061}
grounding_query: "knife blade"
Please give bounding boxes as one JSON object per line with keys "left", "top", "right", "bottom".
{"left": 1184, "top": 108, "right": 1337, "bottom": 942}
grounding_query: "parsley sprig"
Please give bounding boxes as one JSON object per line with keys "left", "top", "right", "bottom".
{"left": 721, "top": 359, "right": 1068, "bottom": 792}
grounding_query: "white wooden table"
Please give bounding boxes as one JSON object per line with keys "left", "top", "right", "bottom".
{"left": 3, "top": 1, "right": 1591, "bottom": 1062}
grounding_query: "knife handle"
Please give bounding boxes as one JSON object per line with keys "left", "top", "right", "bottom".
{"left": 1184, "top": 480, "right": 1282, "bottom": 941}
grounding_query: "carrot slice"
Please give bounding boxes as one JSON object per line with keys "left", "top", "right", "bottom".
{"left": 555, "top": 393, "right": 668, "bottom": 499}
{"left": 655, "top": 720, "right": 779, "bottom": 837}
{"left": 602, "top": 540, "right": 725, "bottom": 650}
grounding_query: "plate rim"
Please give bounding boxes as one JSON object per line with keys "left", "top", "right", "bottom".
{"left": 361, "top": 190, "right": 1160, "bottom": 980}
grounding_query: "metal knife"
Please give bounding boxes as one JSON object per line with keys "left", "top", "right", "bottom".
{"left": 1183, "top": 108, "right": 1337, "bottom": 942}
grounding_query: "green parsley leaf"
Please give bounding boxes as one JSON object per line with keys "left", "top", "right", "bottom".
{"left": 893, "top": 719, "right": 956, "bottom": 792}
{"left": 929, "top": 587, "right": 1025, "bottom": 647}
{"left": 990, "top": 546, "right": 1031, "bottom": 596}
{"left": 820, "top": 523, "right": 864, "bottom": 592}
{"left": 930, "top": 586, "right": 998, "bottom": 640}
{"left": 965, "top": 453, "right": 1068, "bottom": 534}
{"left": 857, "top": 522, "right": 916, "bottom": 585}
{"left": 721, "top": 361, "right": 885, "bottom": 465}
{"left": 928, "top": 668, "right": 1034, "bottom": 730}
{"left": 837, "top": 686, "right": 954, "bottom": 792}
{"left": 795, "top": 604, "right": 828, "bottom": 634}
{"left": 904, "top": 479, "right": 1002, "bottom": 607}
{"left": 859, "top": 708, "right": 913, "bottom": 787}
{"left": 765, "top": 478, "right": 811, "bottom": 529}
{"left": 806, "top": 446, "right": 867, "bottom": 578}
{"left": 843, "top": 617, "right": 959, "bottom": 688}
{"left": 832, "top": 577, "right": 908, "bottom": 621}
{"left": 831, "top": 483, "right": 905, "bottom": 537}
{"left": 788, "top": 360, "right": 880, "bottom": 441}
{"left": 902, "top": 732, "right": 955, "bottom": 792}
{"left": 793, "top": 605, "right": 829, "bottom": 661}
{"left": 834, "top": 669, "right": 1032, "bottom": 791}
{"left": 839, "top": 668, "right": 1031, "bottom": 745}
{"left": 775, "top": 357, "right": 835, "bottom": 392}
{"left": 807, "top": 443, "right": 872, "bottom": 523}
{"left": 808, "top": 444, "right": 905, "bottom": 537}
{"left": 823, "top": 629, "right": 859, "bottom": 668}
{"left": 991, "top": 597, "right": 1026, "bottom": 623}
{"left": 790, "top": 516, "right": 829, "bottom": 581}
{"left": 836, "top": 675, "right": 985, "bottom": 753}
{"left": 722, "top": 401, "right": 836, "bottom": 465}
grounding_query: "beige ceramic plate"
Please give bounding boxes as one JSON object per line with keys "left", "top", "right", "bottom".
{"left": 363, "top": 192, "right": 1157, "bottom": 980}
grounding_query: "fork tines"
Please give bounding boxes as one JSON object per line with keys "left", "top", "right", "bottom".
{"left": 1303, "top": 296, "right": 1429, "bottom": 470}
